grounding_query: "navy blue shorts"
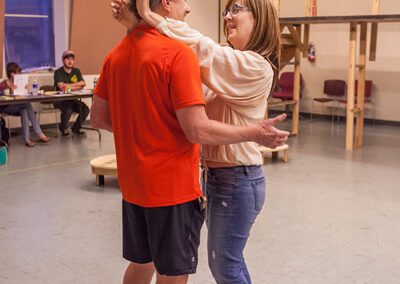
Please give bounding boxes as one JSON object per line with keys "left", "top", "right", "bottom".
{"left": 122, "top": 198, "right": 205, "bottom": 276}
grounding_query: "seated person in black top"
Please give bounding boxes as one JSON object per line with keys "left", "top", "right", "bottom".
{"left": 54, "top": 50, "right": 90, "bottom": 137}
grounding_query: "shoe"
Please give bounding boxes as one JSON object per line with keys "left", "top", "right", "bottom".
{"left": 72, "top": 129, "right": 86, "bottom": 136}
{"left": 25, "top": 140, "right": 35, "bottom": 147}
{"left": 61, "top": 130, "right": 70, "bottom": 137}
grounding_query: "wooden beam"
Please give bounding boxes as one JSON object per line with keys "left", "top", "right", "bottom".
{"left": 303, "top": 24, "right": 310, "bottom": 58}
{"left": 355, "top": 23, "right": 368, "bottom": 148}
{"left": 287, "top": 25, "right": 305, "bottom": 52}
{"left": 370, "top": 0, "right": 380, "bottom": 61}
{"left": 280, "top": 46, "right": 296, "bottom": 69}
{"left": 0, "top": 0, "right": 5, "bottom": 78}
{"left": 292, "top": 25, "right": 302, "bottom": 136}
{"left": 369, "top": 22, "right": 378, "bottom": 61}
{"left": 303, "top": 0, "right": 312, "bottom": 58}
{"left": 372, "top": 0, "right": 380, "bottom": 14}
{"left": 281, "top": 34, "right": 296, "bottom": 45}
{"left": 346, "top": 23, "right": 358, "bottom": 150}
{"left": 306, "top": 0, "right": 312, "bottom": 17}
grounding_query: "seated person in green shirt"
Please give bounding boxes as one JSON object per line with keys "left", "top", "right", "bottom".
{"left": 53, "top": 50, "right": 89, "bottom": 137}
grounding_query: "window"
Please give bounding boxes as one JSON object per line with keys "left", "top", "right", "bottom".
{"left": 4, "top": 0, "right": 55, "bottom": 70}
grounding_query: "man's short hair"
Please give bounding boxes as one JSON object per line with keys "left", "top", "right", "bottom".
{"left": 6, "top": 62, "right": 21, "bottom": 78}
{"left": 128, "top": 0, "right": 160, "bottom": 20}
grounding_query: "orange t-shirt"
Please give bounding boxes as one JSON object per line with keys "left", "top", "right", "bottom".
{"left": 95, "top": 25, "right": 205, "bottom": 207}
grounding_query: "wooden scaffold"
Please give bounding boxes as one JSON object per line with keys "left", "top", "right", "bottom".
{"left": 270, "top": 0, "right": 400, "bottom": 150}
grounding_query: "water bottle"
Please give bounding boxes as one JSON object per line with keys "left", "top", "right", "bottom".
{"left": 32, "top": 80, "right": 39, "bottom": 96}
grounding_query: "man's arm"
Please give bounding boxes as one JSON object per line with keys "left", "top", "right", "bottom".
{"left": 70, "top": 69, "right": 86, "bottom": 90}
{"left": 91, "top": 96, "right": 113, "bottom": 132}
{"left": 69, "top": 81, "right": 86, "bottom": 91}
{"left": 54, "top": 71, "right": 64, "bottom": 91}
{"left": 176, "top": 105, "right": 289, "bottom": 148}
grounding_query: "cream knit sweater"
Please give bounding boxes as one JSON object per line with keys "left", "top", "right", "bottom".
{"left": 157, "top": 18, "right": 274, "bottom": 166}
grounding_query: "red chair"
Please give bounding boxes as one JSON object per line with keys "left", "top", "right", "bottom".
{"left": 337, "top": 80, "right": 374, "bottom": 123}
{"left": 272, "top": 72, "right": 303, "bottom": 101}
{"left": 269, "top": 72, "right": 303, "bottom": 118}
{"left": 311, "top": 80, "right": 346, "bottom": 122}
{"left": 338, "top": 80, "right": 373, "bottom": 104}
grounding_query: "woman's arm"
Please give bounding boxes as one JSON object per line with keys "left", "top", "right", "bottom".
{"left": 130, "top": 0, "right": 272, "bottom": 108}
{"left": 0, "top": 80, "right": 8, "bottom": 92}
{"left": 157, "top": 19, "right": 273, "bottom": 107}
{"left": 136, "top": 0, "right": 164, "bottom": 27}
{"left": 111, "top": 0, "right": 139, "bottom": 31}
{"left": 0, "top": 79, "right": 16, "bottom": 92}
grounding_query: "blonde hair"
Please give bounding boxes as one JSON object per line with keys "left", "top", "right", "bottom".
{"left": 224, "top": 0, "right": 281, "bottom": 95}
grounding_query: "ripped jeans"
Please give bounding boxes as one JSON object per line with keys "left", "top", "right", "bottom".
{"left": 204, "top": 165, "right": 266, "bottom": 284}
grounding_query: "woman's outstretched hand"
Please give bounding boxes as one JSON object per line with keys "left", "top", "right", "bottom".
{"left": 136, "top": 0, "right": 164, "bottom": 27}
{"left": 111, "top": 0, "right": 137, "bottom": 30}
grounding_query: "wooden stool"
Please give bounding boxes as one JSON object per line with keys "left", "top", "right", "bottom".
{"left": 90, "top": 154, "right": 117, "bottom": 186}
{"left": 259, "top": 144, "right": 289, "bottom": 162}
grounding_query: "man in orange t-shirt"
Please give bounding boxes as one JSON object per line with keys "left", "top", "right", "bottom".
{"left": 92, "top": 0, "right": 286, "bottom": 283}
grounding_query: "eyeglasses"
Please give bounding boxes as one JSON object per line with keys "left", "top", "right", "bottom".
{"left": 222, "top": 3, "right": 251, "bottom": 17}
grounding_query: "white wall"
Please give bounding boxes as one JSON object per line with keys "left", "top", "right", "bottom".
{"left": 53, "top": 0, "right": 68, "bottom": 67}
{"left": 186, "top": 0, "right": 220, "bottom": 42}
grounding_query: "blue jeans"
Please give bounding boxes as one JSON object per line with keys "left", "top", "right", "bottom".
{"left": 204, "top": 165, "right": 266, "bottom": 284}
{"left": 4, "top": 103, "right": 43, "bottom": 142}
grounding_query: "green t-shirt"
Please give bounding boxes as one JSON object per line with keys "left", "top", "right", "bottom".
{"left": 54, "top": 67, "right": 84, "bottom": 90}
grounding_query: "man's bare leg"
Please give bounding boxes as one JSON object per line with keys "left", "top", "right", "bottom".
{"left": 156, "top": 273, "right": 189, "bottom": 284}
{"left": 123, "top": 262, "right": 155, "bottom": 284}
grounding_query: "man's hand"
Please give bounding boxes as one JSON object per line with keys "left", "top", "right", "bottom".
{"left": 255, "top": 114, "right": 290, "bottom": 148}
{"left": 111, "top": 0, "right": 138, "bottom": 30}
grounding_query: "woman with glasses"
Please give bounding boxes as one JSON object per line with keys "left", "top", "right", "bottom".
{"left": 0, "top": 63, "right": 50, "bottom": 147}
{"left": 111, "top": 0, "right": 284, "bottom": 283}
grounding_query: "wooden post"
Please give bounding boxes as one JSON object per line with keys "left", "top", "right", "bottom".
{"left": 303, "top": 25, "right": 310, "bottom": 58}
{"left": 0, "top": 0, "right": 5, "bottom": 78}
{"left": 346, "top": 23, "right": 358, "bottom": 150}
{"left": 306, "top": 0, "right": 312, "bottom": 17}
{"left": 303, "top": 0, "right": 312, "bottom": 59}
{"left": 355, "top": 23, "right": 368, "bottom": 148}
{"left": 372, "top": 0, "right": 380, "bottom": 13}
{"left": 292, "top": 25, "right": 302, "bottom": 136}
{"left": 274, "top": 0, "right": 280, "bottom": 16}
{"left": 370, "top": 0, "right": 380, "bottom": 60}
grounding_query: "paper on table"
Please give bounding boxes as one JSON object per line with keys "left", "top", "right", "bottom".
{"left": 70, "top": 89, "right": 93, "bottom": 95}
{"left": 13, "top": 74, "right": 29, "bottom": 96}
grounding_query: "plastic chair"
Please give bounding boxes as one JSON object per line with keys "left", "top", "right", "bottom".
{"left": 311, "top": 80, "right": 346, "bottom": 122}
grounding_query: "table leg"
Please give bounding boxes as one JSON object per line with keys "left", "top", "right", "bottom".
{"left": 96, "top": 175, "right": 105, "bottom": 186}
